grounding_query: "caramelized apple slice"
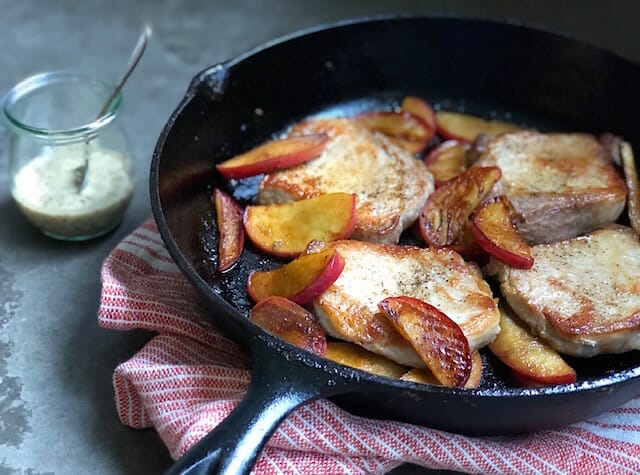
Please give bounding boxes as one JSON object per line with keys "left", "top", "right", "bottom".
{"left": 465, "top": 351, "right": 483, "bottom": 388}
{"left": 247, "top": 249, "right": 344, "bottom": 304}
{"left": 216, "top": 134, "right": 328, "bottom": 179}
{"left": 244, "top": 193, "right": 356, "bottom": 257}
{"left": 401, "top": 96, "right": 437, "bottom": 132}
{"left": 424, "top": 140, "right": 470, "bottom": 186}
{"left": 399, "top": 368, "right": 438, "bottom": 385}
{"left": 620, "top": 141, "right": 640, "bottom": 234}
{"left": 400, "top": 351, "right": 482, "bottom": 389}
{"left": 213, "top": 189, "right": 244, "bottom": 271}
{"left": 466, "top": 134, "right": 492, "bottom": 164}
{"left": 599, "top": 133, "right": 623, "bottom": 166}
{"left": 418, "top": 166, "right": 501, "bottom": 247}
{"left": 355, "top": 111, "right": 434, "bottom": 153}
{"left": 488, "top": 304, "right": 576, "bottom": 386}
{"left": 510, "top": 371, "right": 547, "bottom": 388}
{"left": 436, "top": 111, "right": 520, "bottom": 142}
{"left": 378, "top": 297, "right": 472, "bottom": 387}
{"left": 250, "top": 296, "right": 326, "bottom": 356}
{"left": 471, "top": 196, "right": 533, "bottom": 269}
{"left": 448, "top": 219, "right": 485, "bottom": 261}
{"left": 325, "top": 342, "right": 407, "bottom": 378}
{"left": 391, "top": 138, "right": 430, "bottom": 154}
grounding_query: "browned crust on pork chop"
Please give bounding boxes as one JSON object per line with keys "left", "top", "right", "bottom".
{"left": 310, "top": 240, "right": 499, "bottom": 367}
{"left": 476, "top": 131, "right": 627, "bottom": 244}
{"left": 259, "top": 118, "right": 434, "bottom": 244}
{"left": 490, "top": 225, "right": 640, "bottom": 356}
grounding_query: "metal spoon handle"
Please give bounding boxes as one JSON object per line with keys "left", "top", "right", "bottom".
{"left": 97, "top": 25, "right": 152, "bottom": 118}
{"left": 74, "top": 26, "right": 151, "bottom": 191}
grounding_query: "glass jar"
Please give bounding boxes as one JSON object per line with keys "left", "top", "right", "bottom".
{"left": 2, "top": 71, "right": 135, "bottom": 240}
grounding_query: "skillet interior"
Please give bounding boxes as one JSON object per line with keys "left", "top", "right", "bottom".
{"left": 153, "top": 16, "right": 640, "bottom": 434}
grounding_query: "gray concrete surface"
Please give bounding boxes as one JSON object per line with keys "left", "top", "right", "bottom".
{"left": 0, "top": 1, "right": 638, "bottom": 474}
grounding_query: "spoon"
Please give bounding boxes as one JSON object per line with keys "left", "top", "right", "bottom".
{"left": 74, "top": 26, "right": 152, "bottom": 189}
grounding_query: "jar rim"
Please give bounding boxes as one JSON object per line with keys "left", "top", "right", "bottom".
{"left": 1, "top": 71, "right": 121, "bottom": 141}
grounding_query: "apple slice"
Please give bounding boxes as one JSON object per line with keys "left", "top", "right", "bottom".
{"left": 216, "top": 133, "right": 328, "bottom": 179}
{"left": 244, "top": 193, "right": 356, "bottom": 257}
{"left": 355, "top": 111, "right": 434, "bottom": 153}
{"left": 391, "top": 137, "right": 431, "bottom": 154}
{"left": 620, "top": 140, "right": 640, "bottom": 234}
{"left": 466, "top": 351, "right": 483, "bottom": 388}
{"left": 378, "top": 296, "right": 472, "bottom": 387}
{"left": 247, "top": 249, "right": 344, "bottom": 304}
{"left": 599, "top": 133, "right": 623, "bottom": 166}
{"left": 415, "top": 215, "right": 484, "bottom": 261}
{"left": 400, "top": 368, "right": 438, "bottom": 385}
{"left": 401, "top": 96, "right": 437, "bottom": 132}
{"left": 325, "top": 342, "right": 407, "bottom": 378}
{"left": 424, "top": 140, "right": 470, "bottom": 186}
{"left": 250, "top": 296, "right": 326, "bottom": 356}
{"left": 448, "top": 219, "right": 485, "bottom": 261}
{"left": 510, "top": 371, "right": 547, "bottom": 388}
{"left": 488, "top": 304, "right": 576, "bottom": 386}
{"left": 436, "top": 111, "right": 520, "bottom": 142}
{"left": 400, "top": 351, "right": 482, "bottom": 389}
{"left": 471, "top": 196, "right": 533, "bottom": 269}
{"left": 466, "top": 134, "right": 492, "bottom": 164}
{"left": 418, "top": 166, "right": 501, "bottom": 247}
{"left": 213, "top": 189, "right": 244, "bottom": 271}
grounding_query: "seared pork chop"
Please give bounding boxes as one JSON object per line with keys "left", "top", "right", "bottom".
{"left": 489, "top": 225, "right": 640, "bottom": 356}
{"left": 309, "top": 240, "right": 500, "bottom": 367}
{"left": 475, "top": 132, "right": 627, "bottom": 244}
{"left": 259, "top": 118, "right": 434, "bottom": 244}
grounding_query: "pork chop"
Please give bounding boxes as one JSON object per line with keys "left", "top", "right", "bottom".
{"left": 259, "top": 118, "right": 434, "bottom": 244}
{"left": 309, "top": 240, "right": 500, "bottom": 367}
{"left": 475, "top": 132, "right": 627, "bottom": 244}
{"left": 489, "top": 225, "right": 640, "bottom": 356}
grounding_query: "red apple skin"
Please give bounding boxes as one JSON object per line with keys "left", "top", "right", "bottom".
{"left": 243, "top": 193, "right": 357, "bottom": 258}
{"left": 489, "top": 305, "right": 577, "bottom": 386}
{"left": 216, "top": 133, "right": 328, "bottom": 179}
{"left": 213, "top": 188, "right": 244, "bottom": 271}
{"left": 470, "top": 197, "right": 534, "bottom": 269}
{"left": 510, "top": 371, "right": 544, "bottom": 388}
{"left": 471, "top": 221, "right": 534, "bottom": 269}
{"left": 510, "top": 369, "right": 576, "bottom": 387}
{"left": 511, "top": 365, "right": 577, "bottom": 386}
{"left": 378, "top": 296, "right": 472, "bottom": 388}
{"left": 289, "top": 251, "right": 345, "bottom": 304}
{"left": 247, "top": 251, "right": 345, "bottom": 305}
{"left": 401, "top": 96, "right": 437, "bottom": 132}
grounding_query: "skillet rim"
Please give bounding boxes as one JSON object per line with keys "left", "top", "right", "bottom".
{"left": 150, "top": 14, "right": 640, "bottom": 401}
{"left": 213, "top": 12, "right": 639, "bottom": 81}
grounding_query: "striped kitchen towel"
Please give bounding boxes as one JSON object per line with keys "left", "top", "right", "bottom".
{"left": 98, "top": 218, "right": 640, "bottom": 474}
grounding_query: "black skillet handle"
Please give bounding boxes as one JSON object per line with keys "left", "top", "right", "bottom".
{"left": 165, "top": 337, "right": 346, "bottom": 475}
{"left": 187, "top": 62, "right": 230, "bottom": 99}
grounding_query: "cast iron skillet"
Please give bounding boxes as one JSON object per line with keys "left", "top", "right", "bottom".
{"left": 151, "top": 16, "right": 640, "bottom": 475}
